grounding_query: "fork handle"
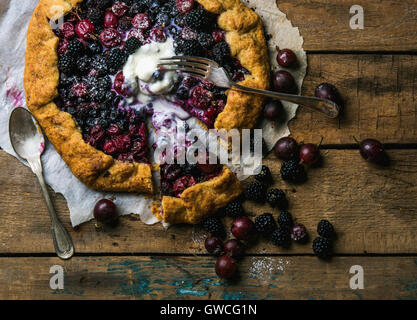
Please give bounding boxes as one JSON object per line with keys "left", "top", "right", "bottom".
{"left": 231, "top": 83, "right": 340, "bottom": 118}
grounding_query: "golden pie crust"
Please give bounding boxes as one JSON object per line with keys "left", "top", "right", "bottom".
{"left": 24, "top": 0, "right": 269, "bottom": 224}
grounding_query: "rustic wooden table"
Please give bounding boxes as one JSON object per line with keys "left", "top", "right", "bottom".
{"left": 1, "top": 0, "right": 417, "bottom": 300}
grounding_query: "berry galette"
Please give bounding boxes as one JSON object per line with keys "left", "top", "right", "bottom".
{"left": 24, "top": 0, "right": 269, "bottom": 224}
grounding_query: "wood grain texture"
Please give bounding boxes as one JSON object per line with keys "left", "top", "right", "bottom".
{"left": 1, "top": 149, "right": 417, "bottom": 254}
{"left": 291, "top": 54, "right": 417, "bottom": 144}
{"left": 0, "top": 256, "right": 416, "bottom": 300}
{"left": 276, "top": 0, "right": 417, "bottom": 51}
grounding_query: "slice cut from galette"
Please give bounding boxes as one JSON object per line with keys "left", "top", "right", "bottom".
{"left": 24, "top": 0, "right": 269, "bottom": 223}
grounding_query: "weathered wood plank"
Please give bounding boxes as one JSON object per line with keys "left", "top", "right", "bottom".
{"left": 0, "top": 256, "right": 416, "bottom": 300}
{"left": 276, "top": 0, "right": 417, "bottom": 51}
{"left": 1, "top": 149, "right": 417, "bottom": 254}
{"left": 291, "top": 54, "right": 417, "bottom": 144}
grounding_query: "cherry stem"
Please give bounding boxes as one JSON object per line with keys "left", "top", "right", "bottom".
{"left": 352, "top": 136, "right": 360, "bottom": 144}
{"left": 317, "top": 137, "right": 324, "bottom": 148}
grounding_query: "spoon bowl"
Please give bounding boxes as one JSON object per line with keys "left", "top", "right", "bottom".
{"left": 9, "top": 107, "right": 44, "bottom": 161}
{"left": 8, "top": 107, "right": 74, "bottom": 260}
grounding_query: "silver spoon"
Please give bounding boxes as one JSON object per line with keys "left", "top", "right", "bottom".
{"left": 9, "top": 107, "right": 74, "bottom": 260}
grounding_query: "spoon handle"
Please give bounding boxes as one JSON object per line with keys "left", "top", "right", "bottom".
{"left": 29, "top": 157, "right": 74, "bottom": 260}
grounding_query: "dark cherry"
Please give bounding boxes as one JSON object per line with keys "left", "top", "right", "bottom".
{"left": 276, "top": 48, "right": 298, "bottom": 68}
{"left": 273, "top": 70, "right": 297, "bottom": 94}
{"left": 215, "top": 255, "right": 237, "bottom": 279}
{"left": 149, "top": 27, "right": 167, "bottom": 43}
{"left": 231, "top": 217, "right": 254, "bottom": 240}
{"left": 104, "top": 11, "right": 119, "bottom": 28}
{"left": 315, "top": 83, "right": 342, "bottom": 105}
{"left": 112, "top": 1, "right": 128, "bottom": 17}
{"left": 357, "top": 138, "right": 389, "bottom": 165}
{"left": 223, "top": 239, "right": 245, "bottom": 258}
{"left": 75, "top": 19, "right": 95, "bottom": 40}
{"left": 263, "top": 100, "right": 283, "bottom": 121}
{"left": 132, "top": 13, "right": 151, "bottom": 30}
{"left": 100, "top": 28, "right": 122, "bottom": 48}
{"left": 177, "top": 0, "right": 194, "bottom": 13}
{"left": 94, "top": 199, "right": 118, "bottom": 223}
{"left": 205, "top": 237, "right": 223, "bottom": 255}
{"left": 274, "top": 137, "right": 299, "bottom": 160}
{"left": 59, "top": 22, "right": 75, "bottom": 39}
{"left": 299, "top": 143, "right": 321, "bottom": 165}
{"left": 212, "top": 29, "right": 225, "bottom": 43}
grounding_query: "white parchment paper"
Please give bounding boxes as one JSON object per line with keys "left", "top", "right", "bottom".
{"left": 0, "top": 0, "right": 305, "bottom": 227}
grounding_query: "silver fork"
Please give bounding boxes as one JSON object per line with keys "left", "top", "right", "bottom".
{"left": 159, "top": 56, "right": 340, "bottom": 118}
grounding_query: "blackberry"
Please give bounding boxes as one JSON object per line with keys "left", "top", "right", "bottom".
{"left": 175, "top": 39, "right": 203, "bottom": 56}
{"left": 96, "top": 0, "right": 112, "bottom": 10}
{"left": 125, "top": 37, "right": 141, "bottom": 55}
{"left": 86, "top": 41, "right": 102, "bottom": 56}
{"left": 225, "top": 201, "right": 244, "bottom": 218}
{"left": 266, "top": 189, "right": 287, "bottom": 209}
{"left": 67, "top": 40, "right": 84, "bottom": 57}
{"left": 244, "top": 181, "right": 266, "bottom": 203}
{"left": 85, "top": 76, "right": 99, "bottom": 90}
{"left": 90, "top": 87, "right": 107, "bottom": 103}
{"left": 185, "top": 9, "right": 212, "bottom": 30}
{"left": 58, "top": 55, "right": 76, "bottom": 74}
{"left": 278, "top": 211, "right": 293, "bottom": 227}
{"left": 254, "top": 213, "right": 277, "bottom": 234}
{"left": 271, "top": 227, "right": 291, "bottom": 247}
{"left": 87, "top": 7, "right": 104, "bottom": 26}
{"left": 197, "top": 32, "right": 215, "bottom": 48}
{"left": 175, "top": 14, "right": 187, "bottom": 27}
{"left": 76, "top": 56, "right": 92, "bottom": 74}
{"left": 97, "top": 76, "right": 112, "bottom": 91}
{"left": 255, "top": 165, "right": 273, "bottom": 185}
{"left": 118, "top": 16, "right": 133, "bottom": 30}
{"left": 202, "top": 217, "right": 225, "bottom": 236}
{"left": 91, "top": 55, "right": 109, "bottom": 76}
{"left": 317, "top": 220, "right": 335, "bottom": 239}
{"left": 212, "top": 42, "right": 231, "bottom": 65}
{"left": 280, "top": 159, "right": 307, "bottom": 183}
{"left": 312, "top": 237, "right": 333, "bottom": 259}
{"left": 106, "top": 48, "right": 127, "bottom": 72}
{"left": 155, "top": 12, "right": 170, "bottom": 26}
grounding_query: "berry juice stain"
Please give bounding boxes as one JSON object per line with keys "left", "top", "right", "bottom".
{"left": 5, "top": 81, "right": 24, "bottom": 108}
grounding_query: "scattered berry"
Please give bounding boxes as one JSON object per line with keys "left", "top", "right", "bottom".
{"left": 273, "top": 70, "right": 297, "bottom": 94}
{"left": 94, "top": 199, "right": 118, "bottom": 224}
{"left": 202, "top": 217, "right": 224, "bottom": 236}
{"left": 66, "top": 39, "right": 84, "bottom": 57}
{"left": 300, "top": 143, "right": 321, "bottom": 165}
{"left": 176, "top": 39, "right": 203, "bottom": 56}
{"left": 225, "top": 201, "right": 244, "bottom": 218}
{"left": 276, "top": 48, "right": 298, "bottom": 68}
{"left": 176, "top": 0, "right": 194, "bottom": 14}
{"left": 357, "top": 138, "right": 389, "bottom": 165}
{"left": 223, "top": 239, "right": 245, "bottom": 258}
{"left": 271, "top": 227, "right": 291, "bottom": 247}
{"left": 278, "top": 211, "right": 293, "bottom": 228}
{"left": 315, "top": 83, "right": 342, "bottom": 106}
{"left": 231, "top": 216, "right": 254, "bottom": 240}
{"left": 112, "top": 1, "right": 128, "bottom": 17}
{"left": 274, "top": 137, "right": 299, "bottom": 161}
{"left": 132, "top": 13, "right": 151, "bottom": 30}
{"left": 254, "top": 165, "right": 273, "bottom": 185}
{"left": 58, "top": 55, "right": 75, "bottom": 74}
{"left": 244, "top": 181, "right": 266, "bottom": 203}
{"left": 205, "top": 237, "right": 223, "bottom": 255}
{"left": 312, "top": 237, "right": 333, "bottom": 259}
{"left": 266, "top": 189, "right": 287, "bottom": 209}
{"left": 215, "top": 255, "right": 237, "bottom": 279}
{"left": 254, "top": 213, "right": 277, "bottom": 234}
{"left": 104, "top": 11, "right": 119, "bottom": 28}
{"left": 317, "top": 220, "right": 335, "bottom": 239}
{"left": 280, "top": 159, "right": 307, "bottom": 183}
{"left": 263, "top": 100, "right": 283, "bottom": 121}
{"left": 291, "top": 224, "right": 308, "bottom": 242}
{"left": 106, "top": 48, "right": 127, "bottom": 72}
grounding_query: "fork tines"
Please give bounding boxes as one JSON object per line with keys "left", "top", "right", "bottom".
{"left": 158, "top": 56, "right": 215, "bottom": 80}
